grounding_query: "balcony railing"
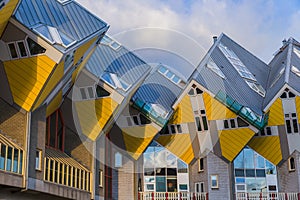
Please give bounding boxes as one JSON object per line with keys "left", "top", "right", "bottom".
{"left": 138, "top": 192, "right": 208, "bottom": 200}
{"left": 236, "top": 192, "right": 300, "bottom": 200}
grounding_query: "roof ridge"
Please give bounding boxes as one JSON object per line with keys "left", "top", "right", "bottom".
{"left": 284, "top": 41, "right": 293, "bottom": 83}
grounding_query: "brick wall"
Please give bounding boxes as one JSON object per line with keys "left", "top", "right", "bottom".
{"left": 189, "top": 156, "right": 208, "bottom": 193}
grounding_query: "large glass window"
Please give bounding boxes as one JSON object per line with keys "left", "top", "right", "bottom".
{"left": 46, "top": 109, "right": 65, "bottom": 151}
{"left": 0, "top": 143, "right": 23, "bottom": 174}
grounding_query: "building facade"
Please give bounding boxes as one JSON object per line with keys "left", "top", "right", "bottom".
{"left": 1, "top": 1, "right": 300, "bottom": 200}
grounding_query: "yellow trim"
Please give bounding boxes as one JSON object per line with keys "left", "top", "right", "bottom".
{"left": 248, "top": 136, "right": 282, "bottom": 165}
{"left": 4, "top": 55, "right": 56, "bottom": 111}
{"left": 156, "top": 133, "right": 195, "bottom": 164}
{"left": 267, "top": 98, "right": 284, "bottom": 126}
{"left": 219, "top": 128, "right": 255, "bottom": 161}
{"left": 122, "top": 125, "right": 158, "bottom": 160}
{"left": 46, "top": 90, "right": 62, "bottom": 117}
{"left": 0, "top": 0, "right": 19, "bottom": 37}
{"left": 203, "top": 92, "right": 237, "bottom": 120}
{"left": 169, "top": 95, "right": 194, "bottom": 124}
{"left": 74, "top": 98, "right": 118, "bottom": 141}
{"left": 296, "top": 96, "right": 300, "bottom": 124}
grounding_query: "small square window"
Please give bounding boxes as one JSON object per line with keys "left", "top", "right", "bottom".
{"left": 8, "top": 43, "right": 18, "bottom": 59}
{"left": 198, "top": 158, "right": 204, "bottom": 172}
{"left": 211, "top": 175, "right": 219, "bottom": 189}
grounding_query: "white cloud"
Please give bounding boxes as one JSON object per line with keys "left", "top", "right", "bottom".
{"left": 77, "top": 0, "right": 299, "bottom": 74}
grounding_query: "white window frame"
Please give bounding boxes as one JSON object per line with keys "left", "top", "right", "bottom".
{"left": 285, "top": 113, "right": 299, "bottom": 134}
{"left": 99, "top": 169, "right": 103, "bottom": 187}
{"left": 16, "top": 40, "right": 29, "bottom": 58}
{"left": 195, "top": 182, "right": 205, "bottom": 193}
{"left": 210, "top": 175, "right": 219, "bottom": 189}
{"left": 7, "top": 42, "right": 19, "bottom": 59}
{"left": 35, "top": 149, "right": 42, "bottom": 171}
{"left": 288, "top": 157, "right": 295, "bottom": 172}
{"left": 198, "top": 158, "right": 204, "bottom": 172}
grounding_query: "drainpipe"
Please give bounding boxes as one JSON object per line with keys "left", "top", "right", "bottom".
{"left": 22, "top": 112, "right": 31, "bottom": 191}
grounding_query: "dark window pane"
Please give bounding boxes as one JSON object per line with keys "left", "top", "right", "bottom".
{"left": 19, "top": 150, "right": 23, "bottom": 174}
{"left": 167, "top": 179, "right": 177, "bottom": 192}
{"left": 256, "top": 169, "right": 266, "bottom": 177}
{"left": 155, "top": 168, "right": 166, "bottom": 175}
{"left": 17, "top": 41, "right": 27, "bottom": 57}
{"left": 290, "top": 157, "right": 295, "bottom": 170}
{"left": 293, "top": 119, "right": 299, "bottom": 133}
{"left": 245, "top": 169, "right": 255, "bottom": 177}
{"left": 140, "top": 114, "right": 151, "bottom": 125}
{"left": 237, "top": 117, "right": 248, "bottom": 127}
{"left": 269, "top": 185, "right": 277, "bottom": 191}
{"left": 13, "top": 150, "right": 18, "bottom": 173}
{"left": 177, "top": 125, "right": 182, "bottom": 133}
{"left": 292, "top": 113, "right": 297, "bottom": 117}
{"left": 26, "top": 38, "right": 46, "bottom": 55}
{"left": 195, "top": 117, "right": 202, "bottom": 131}
{"left": 156, "top": 176, "right": 166, "bottom": 192}
{"left": 286, "top": 120, "right": 292, "bottom": 133}
{"left": 8, "top": 43, "right": 18, "bottom": 58}
{"left": 200, "top": 110, "right": 205, "bottom": 114}
{"left": 202, "top": 116, "right": 208, "bottom": 130}
{"left": 260, "top": 129, "right": 265, "bottom": 136}
{"left": 6, "top": 146, "right": 12, "bottom": 171}
{"left": 266, "top": 127, "right": 272, "bottom": 135}
{"left": 170, "top": 125, "right": 176, "bottom": 134}
{"left": 280, "top": 92, "right": 287, "bottom": 98}
{"left": 188, "top": 89, "right": 194, "bottom": 96}
{"left": 230, "top": 119, "right": 236, "bottom": 128}
{"left": 196, "top": 88, "right": 203, "bottom": 94}
{"left": 96, "top": 85, "right": 110, "bottom": 97}
{"left": 167, "top": 168, "right": 177, "bottom": 176}
{"left": 144, "top": 168, "right": 154, "bottom": 176}
{"left": 224, "top": 120, "right": 229, "bottom": 129}
{"left": 289, "top": 92, "right": 295, "bottom": 98}
{"left": 80, "top": 88, "right": 87, "bottom": 100}
{"left": 0, "top": 145, "right": 6, "bottom": 170}
{"left": 235, "top": 169, "right": 245, "bottom": 177}
{"left": 133, "top": 116, "right": 139, "bottom": 125}
{"left": 199, "top": 158, "right": 204, "bottom": 171}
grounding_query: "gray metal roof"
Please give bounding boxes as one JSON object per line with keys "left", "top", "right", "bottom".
{"left": 192, "top": 33, "right": 269, "bottom": 115}
{"left": 288, "top": 43, "right": 300, "bottom": 94}
{"left": 14, "top": 0, "right": 107, "bottom": 48}
{"left": 131, "top": 65, "right": 184, "bottom": 125}
{"left": 85, "top": 41, "right": 151, "bottom": 95}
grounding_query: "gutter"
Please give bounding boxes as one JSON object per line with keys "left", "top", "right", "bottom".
{"left": 22, "top": 112, "right": 31, "bottom": 191}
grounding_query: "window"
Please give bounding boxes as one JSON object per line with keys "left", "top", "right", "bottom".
{"left": 0, "top": 143, "right": 23, "bottom": 174}
{"left": 64, "top": 51, "right": 75, "bottom": 72}
{"left": 198, "top": 158, "right": 204, "bottom": 172}
{"left": 101, "top": 72, "right": 131, "bottom": 91}
{"left": 0, "top": 0, "right": 9, "bottom": 10}
{"left": 280, "top": 88, "right": 296, "bottom": 99}
{"left": 35, "top": 149, "right": 42, "bottom": 171}
{"left": 7, "top": 41, "right": 29, "bottom": 59}
{"left": 115, "top": 152, "right": 122, "bottom": 168}
{"left": 26, "top": 37, "right": 46, "bottom": 55}
{"left": 167, "top": 124, "right": 183, "bottom": 134}
{"left": 246, "top": 81, "right": 266, "bottom": 97}
{"left": 79, "top": 86, "right": 95, "bottom": 100}
{"left": 99, "top": 169, "right": 103, "bottom": 187}
{"left": 157, "top": 65, "right": 186, "bottom": 87}
{"left": 46, "top": 109, "right": 65, "bottom": 151}
{"left": 223, "top": 117, "right": 249, "bottom": 129}
{"left": 8, "top": 43, "right": 18, "bottom": 59}
{"left": 100, "top": 35, "right": 121, "bottom": 50}
{"left": 206, "top": 57, "right": 225, "bottom": 78}
{"left": 285, "top": 113, "right": 299, "bottom": 134}
{"left": 256, "top": 127, "right": 272, "bottom": 136}
{"left": 96, "top": 85, "right": 110, "bottom": 98}
{"left": 17, "top": 41, "right": 27, "bottom": 57}
{"left": 270, "top": 66, "right": 285, "bottom": 88}
{"left": 291, "top": 66, "right": 300, "bottom": 77}
{"left": 210, "top": 175, "right": 219, "bottom": 189}
{"left": 126, "top": 114, "right": 151, "bottom": 126}
{"left": 195, "top": 110, "right": 209, "bottom": 132}
{"left": 195, "top": 182, "right": 205, "bottom": 193}
{"left": 288, "top": 157, "right": 295, "bottom": 172}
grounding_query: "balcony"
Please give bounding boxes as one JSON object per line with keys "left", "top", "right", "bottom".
{"left": 138, "top": 192, "right": 208, "bottom": 200}
{"left": 236, "top": 192, "right": 300, "bottom": 200}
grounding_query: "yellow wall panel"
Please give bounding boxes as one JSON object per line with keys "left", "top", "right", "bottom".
{"left": 73, "top": 37, "right": 97, "bottom": 64}
{"left": 122, "top": 125, "right": 158, "bottom": 160}
{"left": 4, "top": 56, "right": 56, "bottom": 111}
{"left": 75, "top": 97, "right": 118, "bottom": 141}
{"left": 0, "top": 0, "right": 19, "bottom": 37}
{"left": 169, "top": 95, "right": 194, "bottom": 124}
{"left": 267, "top": 98, "right": 284, "bottom": 126}
{"left": 248, "top": 136, "right": 282, "bottom": 165}
{"left": 203, "top": 92, "right": 237, "bottom": 120}
{"left": 33, "top": 61, "right": 64, "bottom": 110}
{"left": 156, "top": 134, "right": 195, "bottom": 164}
{"left": 219, "top": 128, "right": 255, "bottom": 162}
{"left": 46, "top": 91, "right": 62, "bottom": 117}
{"left": 296, "top": 97, "right": 300, "bottom": 124}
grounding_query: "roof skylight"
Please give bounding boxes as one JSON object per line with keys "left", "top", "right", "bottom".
{"left": 33, "top": 24, "right": 76, "bottom": 48}
{"left": 270, "top": 66, "right": 285, "bottom": 88}
{"left": 218, "top": 43, "right": 256, "bottom": 81}
{"left": 100, "top": 35, "right": 121, "bottom": 50}
{"left": 293, "top": 47, "right": 300, "bottom": 59}
{"left": 246, "top": 81, "right": 266, "bottom": 97}
{"left": 101, "top": 72, "right": 131, "bottom": 91}
{"left": 158, "top": 65, "right": 185, "bottom": 86}
{"left": 291, "top": 65, "right": 300, "bottom": 77}
{"left": 206, "top": 57, "right": 225, "bottom": 78}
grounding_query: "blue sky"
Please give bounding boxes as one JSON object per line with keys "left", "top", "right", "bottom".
{"left": 78, "top": 0, "right": 300, "bottom": 77}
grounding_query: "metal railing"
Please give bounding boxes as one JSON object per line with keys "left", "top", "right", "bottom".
{"left": 236, "top": 192, "right": 300, "bottom": 200}
{"left": 138, "top": 192, "right": 208, "bottom": 200}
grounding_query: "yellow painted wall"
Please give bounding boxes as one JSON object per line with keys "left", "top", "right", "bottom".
{"left": 122, "top": 125, "right": 158, "bottom": 160}
{"left": 73, "top": 37, "right": 97, "bottom": 65}
{"left": 74, "top": 97, "right": 118, "bottom": 141}
{"left": 46, "top": 91, "right": 62, "bottom": 117}
{"left": 267, "top": 98, "right": 284, "bottom": 126}
{"left": 156, "top": 134, "right": 195, "bottom": 164}
{"left": 169, "top": 95, "right": 194, "bottom": 124}
{"left": 219, "top": 128, "right": 255, "bottom": 162}
{"left": 4, "top": 56, "right": 56, "bottom": 111}
{"left": 33, "top": 61, "right": 64, "bottom": 110}
{"left": 203, "top": 92, "right": 237, "bottom": 120}
{"left": 0, "top": 0, "right": 19, "bottom": 37}
{"left": 296, "top": 96, "right": 300, "bottom": 124}
{"left": 248, "top": 136, "right": 282, "bottom": 165}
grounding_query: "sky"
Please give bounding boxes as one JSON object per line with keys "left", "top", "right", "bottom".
{"left": 77, "top": 0, "right": 300, "bottom": 78}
